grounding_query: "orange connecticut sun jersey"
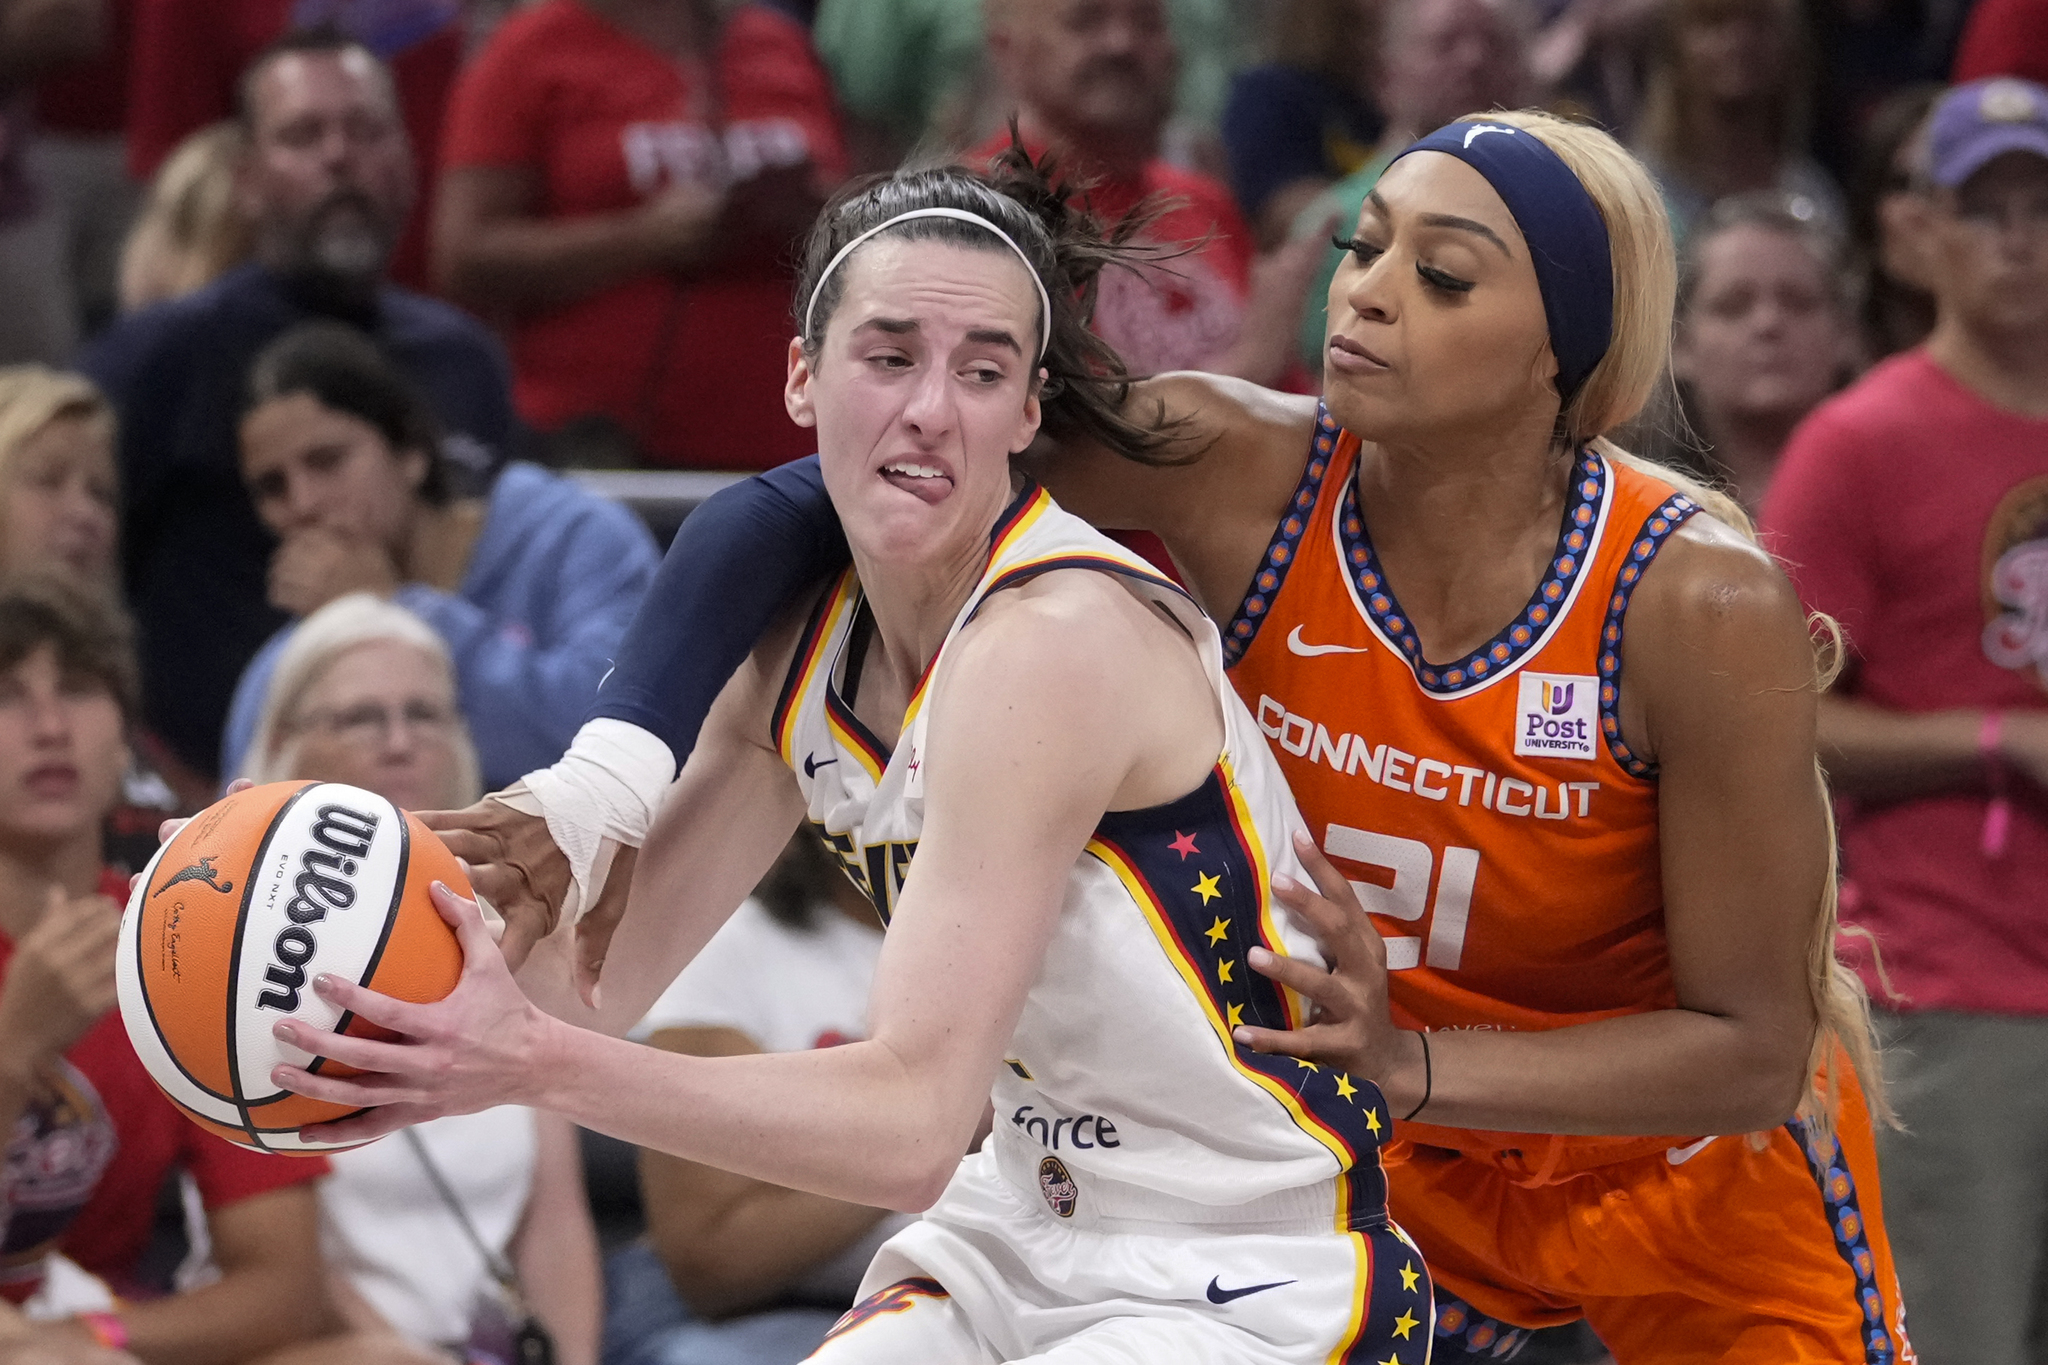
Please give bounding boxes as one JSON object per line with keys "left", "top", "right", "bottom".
{"left": 1226, "top": 405, "right": 1704, "bottom": 1170}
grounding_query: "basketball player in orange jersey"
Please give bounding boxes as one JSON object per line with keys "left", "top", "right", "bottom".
{"left": 1030, "top": 111, "right": 1907, "bottom": 1360}
{"left": 429, "top": 114, "right": 1904, "bottom": 1359}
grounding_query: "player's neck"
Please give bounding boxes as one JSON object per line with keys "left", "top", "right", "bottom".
{"left": 847, "top": 531, "right": 992, "bottom": 742}
{"left": 1352, "top": 424, "right": 1577, "bottom": 662}
{"left": 1925, "top": 313, "right": 2048, "bottom": 418}
{"left": 0, "top": 830, "right": 102, "bottom": 941}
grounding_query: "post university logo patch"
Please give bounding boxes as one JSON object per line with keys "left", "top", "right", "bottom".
{"left": 1513, "top": 673, "right": 1598, "bottom": 760}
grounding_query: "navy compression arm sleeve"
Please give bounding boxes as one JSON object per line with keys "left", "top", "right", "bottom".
{"left": 584, "top": 455, "right": 849, "bottom": 769}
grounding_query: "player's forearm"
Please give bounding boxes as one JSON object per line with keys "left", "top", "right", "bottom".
{"left": 1388, "top": 1005, "right": 1814, "bottom": 1137}
{"left": 533, "top": 1024, "right": 981, "bottom": 1211}
{"left": 1816, "top": 695, "right": 1985, "bottom": 801}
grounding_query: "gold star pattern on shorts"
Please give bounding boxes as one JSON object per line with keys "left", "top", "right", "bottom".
{"left": 1399, "top": 1261, "right": 1420, "bottom": 1293}
{"left": 1204, "top": 915, "right": 1230, "bottom": 945}
{"left": 1193, "top": 871, "right": 1222, "bottom": 904}
{"left": 1392, "top": 1309, "right": 1419, "bottom": 1340}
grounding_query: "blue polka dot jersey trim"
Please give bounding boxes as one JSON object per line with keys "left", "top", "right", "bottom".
{"left": 1597, "top": 492, "right": 1700, "bottom": 778}
{"left": 1339, "top": 447, "right": 1607, "bottom": 695}
{"left": 1220, "top": 402, "right": 1342, "bottom": 666}
{"left": 1785, "top": 1118, "right": 1899, "bottom": 1365}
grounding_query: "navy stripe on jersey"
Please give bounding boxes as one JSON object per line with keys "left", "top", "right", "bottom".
{"left": 1786, "top": 1119, "right": 1898, "bottom": 1365}
{"left": 1597, "top": 494, "right": 1701, "bottom": 778}
{"left": 1221, "top": 404, "right": 1344, "bottom": 666}
{"left": 967, "top": 555, "right": 1193, "bottom": 626}
{"left": 1094, "top": 772, "right": 1391, "bottom": 1230}
{"left": 772, "top": 573, "right": 848, "bottom": 751}
{"left": 1345, "top": 1224, "right": 1436, "bottom": 1364}
{"left": 988, "top": 476, "right": 1042, "bottom": 546}
{"left": 824, "top": 680, "right": 891, "bottom": 776}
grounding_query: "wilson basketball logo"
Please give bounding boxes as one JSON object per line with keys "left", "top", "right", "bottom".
{"left": 115, "top": 781, "right": 466, "bottom": 1154}
{"left": 1513, "top": 673, "right": 1598, "bottom": 760}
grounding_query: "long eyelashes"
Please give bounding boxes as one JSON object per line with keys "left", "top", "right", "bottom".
{"left": 1417, "top": 265, "right": 1475, "bottom": 294}
{"left": 1331, "top": 236, "right": 1476, "bottom": 295}
{"left": 1332, "top": 234, "right": 1380, "bottom": 265}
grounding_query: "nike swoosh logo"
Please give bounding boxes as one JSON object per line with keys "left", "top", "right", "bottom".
{"left": 1206, "top": 1276, "right": 1296, "bottom": 1304}
{"left": 1286, "top": 625, "right": 1370, "bottom": 657}
{"left": 1666, "top": 1136, "right": 1717, "bottom": 1166}
{"left": 803, "top": 753, "right": 837, "bottom": 778}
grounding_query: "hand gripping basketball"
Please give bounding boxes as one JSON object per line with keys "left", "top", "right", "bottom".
{"left": 267, "top": 880, "right": 559, "bottom": 1145}
{"left": 415, "top": 800, "right": 638, "bottom": 1010}
{"left": 1234, "top": 831, "right": 1415, "bottom": 1091}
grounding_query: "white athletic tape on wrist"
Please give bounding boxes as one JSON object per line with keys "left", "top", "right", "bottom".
{"left": 510, "top": 719, "right": 676, "bottom": 925}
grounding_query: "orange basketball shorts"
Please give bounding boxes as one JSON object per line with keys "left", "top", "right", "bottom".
{"left": 1393, "top": 1075, "right": 1911, "bottom": 1363}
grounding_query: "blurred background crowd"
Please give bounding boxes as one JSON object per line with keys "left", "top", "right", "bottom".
{"left": 0, "top": 0, "right": 2040, "bottom": 1362}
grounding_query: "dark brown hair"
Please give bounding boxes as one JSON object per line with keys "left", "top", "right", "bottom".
{"left": 795, "top": 138, "right": 1189, "bottom": 464}
{"left": 246, "top": 321, "right": 451, "bottom": 505}
{"left": 0, "top": 574, "right": 139, "bottom": 721}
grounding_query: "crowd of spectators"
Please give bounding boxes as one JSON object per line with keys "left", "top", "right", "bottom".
{"left": 0, "top": 0, "right": 2037, "bottom": 1361}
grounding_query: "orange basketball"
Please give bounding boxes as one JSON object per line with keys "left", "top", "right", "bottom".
{"left": 114, "top": 780, "right": 466, "bottom": 1154}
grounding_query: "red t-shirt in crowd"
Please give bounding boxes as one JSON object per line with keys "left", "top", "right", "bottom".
{"left": 1761, "top": 349, "right": 2048, "bottom": 1017}
{"left": 440, "top": 0, "right": 846, "bottom": 469}
{"left": 0, "top": 870, "right": 325, "bottom": 1301}
{"left": 966, "top": 132, "right": 1253, "bottom": 376}
{"left": 125, "top": 0, "right": 466, "bottom": 291}
{"left": 1954, "top": 0, "right": 2048, "bottom": 87}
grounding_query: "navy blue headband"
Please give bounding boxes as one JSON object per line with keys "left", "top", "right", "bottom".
{"left": 1390, "top": 121, "right": 1614, "bottom": 407}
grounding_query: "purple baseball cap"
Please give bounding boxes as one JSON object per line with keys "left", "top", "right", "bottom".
{"left": 1929, "top": 77, "right": 2048, "bottom": 188}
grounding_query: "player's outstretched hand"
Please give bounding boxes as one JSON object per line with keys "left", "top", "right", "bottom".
{"left": 1235, "top": 830, "right": 1409, "bottom": 1083}
{"left": 269, "top": 880, "right": 558, "bottom": 1145}
{"left": 416, "top": 796, "right": 571, "bottom": 972}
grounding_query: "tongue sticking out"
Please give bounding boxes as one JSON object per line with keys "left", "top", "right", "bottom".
{"left": 881, "top": 464, "right": 952, "bottom": 505}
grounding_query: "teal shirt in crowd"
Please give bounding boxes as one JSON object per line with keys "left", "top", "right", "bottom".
{"left": 1292, "top": 148, "right": 1393, "bottom": 371}
{"left": 814, "top": 0, "right": 1242, "bottom": 142}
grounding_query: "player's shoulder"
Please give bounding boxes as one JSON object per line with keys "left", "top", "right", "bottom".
{"left": 1629, "top": 513, "right": 1816, "bottom": 685}
{"left": 945, "top": 569, "right": 1195, "bottom": 710}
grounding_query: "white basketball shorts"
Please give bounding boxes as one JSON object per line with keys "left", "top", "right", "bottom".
{"left": 806, "top": 1150, "right": 1434, "bottom": 1365}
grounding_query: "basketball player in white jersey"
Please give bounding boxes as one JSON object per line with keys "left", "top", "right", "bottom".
{"left": 265, "top": 162, "right": 1433, "bottom": 1364}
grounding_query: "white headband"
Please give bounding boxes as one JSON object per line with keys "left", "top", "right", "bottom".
{"left": 802, "top": 207, "right": 1053, "bottom": 363}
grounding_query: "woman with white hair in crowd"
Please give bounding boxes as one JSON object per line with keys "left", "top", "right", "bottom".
{"left": 239, "top": 593, "right": 602, "bottom": 1365}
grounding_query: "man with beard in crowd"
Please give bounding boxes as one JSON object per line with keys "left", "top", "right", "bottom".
{"left": 975, "top": 0, "right": 1323, "bottom": 387}
{"left": 80, "top": 27, "right": 514, "bottom": 792}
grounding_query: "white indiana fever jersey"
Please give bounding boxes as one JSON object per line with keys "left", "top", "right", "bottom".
{"left": 770, "top": 480, "right": 1393, "bottom": 1236}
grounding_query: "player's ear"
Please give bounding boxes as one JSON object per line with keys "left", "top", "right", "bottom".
{"left": 785, "top": 337, "right": 818, "bottom": 429}
{"left": 1009, "top": 366, "right": 1045, "bottom": 455}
